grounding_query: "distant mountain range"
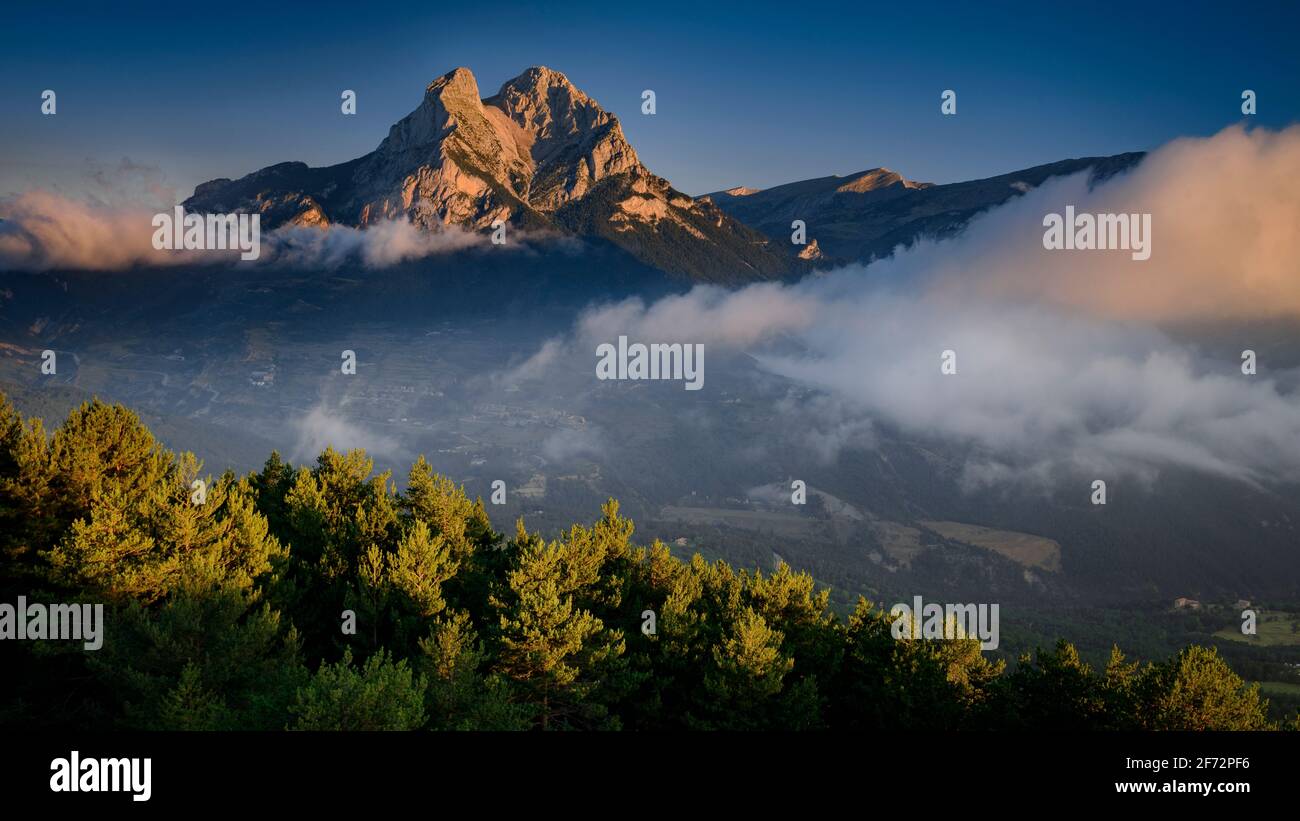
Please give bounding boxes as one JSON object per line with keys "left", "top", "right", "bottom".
{"left": 185, "top": 66, "right": 1146, "bottom": 282}
{"left": 703, "top": 154, "right": 1144, "bottom": 265}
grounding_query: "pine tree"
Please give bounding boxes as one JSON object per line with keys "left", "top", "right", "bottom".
{"left": 417, "top": 610, "right": 531, "bottom": 730}
{"left": 996, "top": 640, "right": 1107, "bottom": 729}
{"left": 830, "top": 597, "right": 1001, "bottom": 730}
{"left": 401, "top": 456, "right": 493, "bottom": 566}
{"left": 491, "top": 521, "right": 626, "bottom": 729}
{"left": 1139, "top": 645, "right": 1274, "bottom": 730}
{"left": 1101, "top": 645, "right": 1142, "bottom": 729}
{"left": 290, "top": 648, "right": 426, "bottom": 731}
{"left": 89, "top": 581, "right": 306, "bottom": 730}
{"left": 692, "top": 607, "right": 794, "bottom": 729}
{"left": 155, "top": 663, "right": 232, "bottom": 730}
{"left": 45, "top": 468, "right": 283, "bottom": 604}
{"left": 388, "top": 520, "right": 457, "bottom": 619}
{"left": 45, "top": 400, "right": 173, "bottom": 530}
{"left": 278, "top": 447, "right": 399, "bottom": 659}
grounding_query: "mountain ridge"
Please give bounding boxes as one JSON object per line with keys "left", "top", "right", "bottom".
{"left": 703, "top": 154, "right": 1146, "bottom": 264}
{"left": 184, "top": 64, "right": 1148, "bottom": 281}
{"left": 184, "top": 66, "right": 800, "bottom": 284}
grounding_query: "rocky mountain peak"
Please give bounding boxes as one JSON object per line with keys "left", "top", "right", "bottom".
{"left": 430, "top": 66, "right": 479, "bottom": 94}
{"left": 484, "top": 66, "right": 643, "bottom": 210}
{"left": 182, "top": 65, "right": 803, "bottom": 282}
{"left": 488, "top": 67, "right": 607, "bottom": 142}
{"left": 377, "top": 67, "right": 493, "bottom": 161}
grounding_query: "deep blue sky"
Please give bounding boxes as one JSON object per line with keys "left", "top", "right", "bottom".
{"left": 1, "top": 0, "right": 1297, "bottom": 200}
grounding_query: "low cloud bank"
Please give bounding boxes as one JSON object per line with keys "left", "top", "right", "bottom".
{"left": 290, "top": 405, "right": 399, "bottom": 464}
{"left": 0, "top": 193, "right": 492, "bottom": 272}
{"left": 511, "top": 126, "right": 1300, "bottom": 487}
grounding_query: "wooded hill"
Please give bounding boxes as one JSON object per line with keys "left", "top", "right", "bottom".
{"left": 0, "top": 394, "right": 1287, "bottom": 731}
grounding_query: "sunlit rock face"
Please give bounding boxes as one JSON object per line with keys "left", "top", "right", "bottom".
{"left": 183, "top": 66, "right": 800, "bottom": 283}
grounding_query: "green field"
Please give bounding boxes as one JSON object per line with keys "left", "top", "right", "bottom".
{"left": 1257, "top": 681, "right": 1300, "bottom": 696}
{"left": 1214, "top": 612, "right": 1300, "bottom": 647}
{"left": 919, "top": 520, "right": 1062, "bottom": 572}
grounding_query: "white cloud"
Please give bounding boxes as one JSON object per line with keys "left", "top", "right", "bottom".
{"left": 515, "top": 126, "right": 1300, "bottom": 487}
{"left": 290, "top": 405, "right": 398, "bottom": 463}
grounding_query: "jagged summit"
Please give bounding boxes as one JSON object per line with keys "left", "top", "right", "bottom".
{"left": 183, "top": 66, "right": 796, "bottom": 283}
{"left": 182, "top": 65, "right": 1142, "bottom": 280}
{"left": 484, "top": 66, "right": 643, "bottom": 210}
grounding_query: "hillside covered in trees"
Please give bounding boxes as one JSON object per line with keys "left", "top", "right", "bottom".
{"left": 0, "top": 394, "right": 1288, "bottom": 731}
